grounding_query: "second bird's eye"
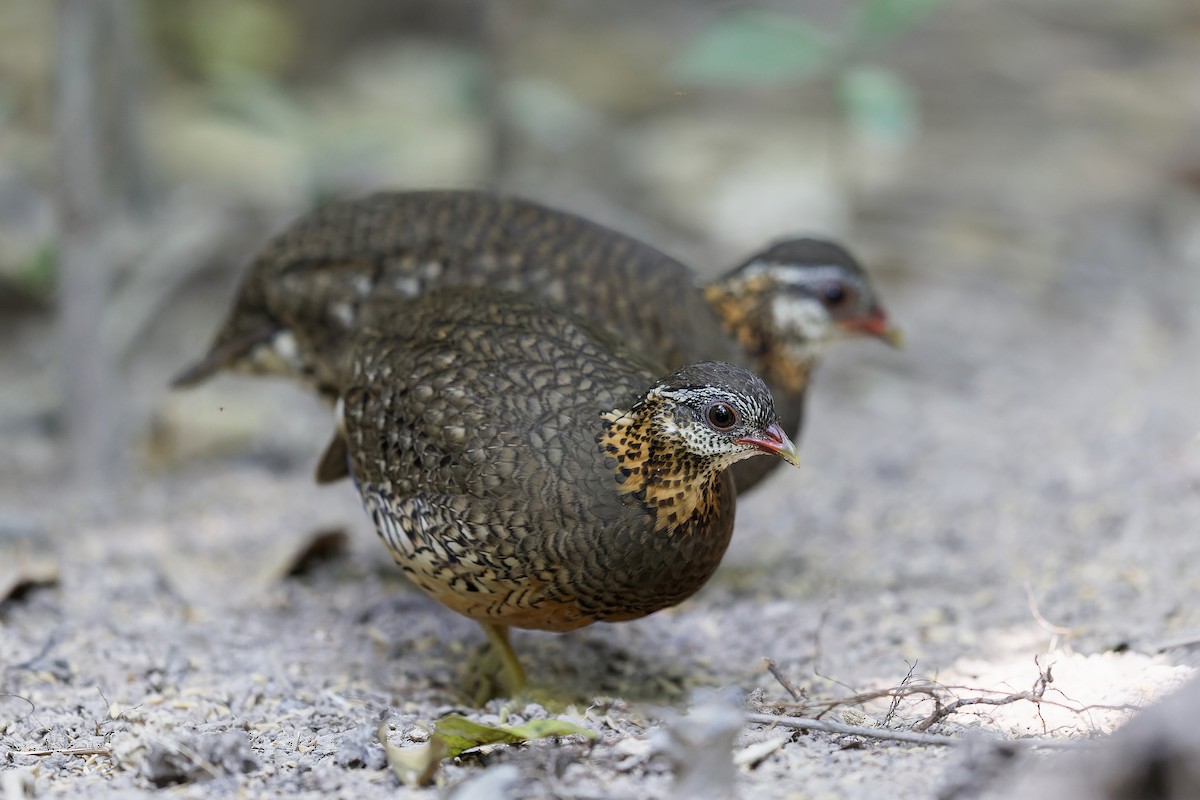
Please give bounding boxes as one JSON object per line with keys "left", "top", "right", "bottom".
{"left": 821, "top": 282, "right": 847, "bottom": 306}
{"left": 706, "top": 402, "right": 738, "bottom": 430}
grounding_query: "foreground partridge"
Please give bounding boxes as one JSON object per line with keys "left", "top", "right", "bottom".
{"left": 174, "top": 191, "right": 897, "bottom": 492}
{"left": 329, "top": 288, "right": 800, "bottom": 696}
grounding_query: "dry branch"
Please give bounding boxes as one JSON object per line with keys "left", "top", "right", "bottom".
{"left": 55, "top": 0, "right": 116, "bottom": 485}
{"left": 762, "top": 658, "right": 805, "bottom": 702}
{"left": 911, "top": 657, "right": 1053, "bottom": 732}
{"left": 756, "top": 655, "right": 1140, "bottom": 752}
{"left": 22, "top": 747, "right": 113, "bottom": 758}
{"left": 745, "top": 713, "right": 1086, "bottom": 751}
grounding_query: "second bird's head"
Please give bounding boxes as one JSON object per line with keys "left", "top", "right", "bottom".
{"left": 705, "top": 238, "right": 900, "bottom": 390}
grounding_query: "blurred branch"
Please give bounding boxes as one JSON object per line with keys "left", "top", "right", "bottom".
{"left": 103, "top": 199, "right": 234, "bottom": 361}
{"left": 55, "top": 0, "right": 114, "bottom": 488}
{"left": 53, "top": 0, "right": 146, "bottom": 489}
{"left": 108, "top": 0, "right": 153, "bottom": 214}
{"left": 482, "top": 0, "right": 510, "bottom": 189}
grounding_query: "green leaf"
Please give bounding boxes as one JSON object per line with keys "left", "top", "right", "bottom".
{"left": 433, "top": 715, "right": 596, "bottom": 759}
{"left": 839, "top": 66, "right": 919, "bottom": 144}
{"left": 858, "top": 0, "right": 949, "bottom": 41}
{"left": 185, "top": 0, "right": 299, "bottom": 80}
{"left": 19, "top": 243, "right": 56, "bottom": 294}
{"left": 433, "top": 717, "right": 528, "bottom": 757}
{"left": 500, "top": 718, "right": 596, "bottom": 743}
{"left": 377, "top": 714, "right": 596, "bottom": 786}
{"left": 672, "top": 11, "right": 833, "bottom": 86}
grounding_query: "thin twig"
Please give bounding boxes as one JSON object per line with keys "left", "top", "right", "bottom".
{"left": 102, "top": 202, "right": 233, "bottom": 360}
{"left": 22, "top": 747, "right": 112, "bottom": 758}
{"left": 0, "top": 693, "right": 36, "bottom": 716}
{"left": 747, "top": 712, "right": 965, "bottom": 747}
{"left": 164, "top": 738, "right": 222, "bottom": 781}
{"left": 913, "top": 691, "right": 1044, "bottom": 733}
{"left": 1152, "top": 633, "right": 1200, "bottom": 653}
{"left": 760, "top": 684, "right": 1138, "bottom": 721}
{"left": 884, "top": 661, "right": 919, "bottom": 726}
{"left": 913, "top": 658, "right": 1053, "bottom": 732}
{"left": 1024, "top": 582, "right": 1072, "bottom": 637}
{"left": 756, "top": 657, "right": 1137, "bottom": 736}
{"left": 14, "top": 632, "right": 60, "bottom": 671}
{"left": 762, "top": 658, "right": 804, "bottom": 702}
{"left": 745, "top": 713, "right": 1088, "bottom": 750}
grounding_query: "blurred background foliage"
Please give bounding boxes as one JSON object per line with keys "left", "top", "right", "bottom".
{"left": 0, "top": 0, "right": 947, "bottom": 304}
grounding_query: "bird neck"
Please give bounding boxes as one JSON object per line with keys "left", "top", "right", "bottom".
{"left": 597, "top": 403, "right": 735, "bottom": 534}
{"left": 702, "top": 281, "right": 815, "bottom": 395}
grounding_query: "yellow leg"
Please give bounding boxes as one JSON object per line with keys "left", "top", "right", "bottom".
{"left": 466, "top": 625, "right": 578, "bottom": 710}
{"left": 480, "top": 622, "right": 526, "bottom": 697}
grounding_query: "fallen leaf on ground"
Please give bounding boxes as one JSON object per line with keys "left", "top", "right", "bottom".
{"left": 0, "top": 558, "right": 59, "bottom": 602}
{"left": 252, "top": 527, "right": 351, "bottom": 591}
{"left": 283, "top": 527, "right": 350, "bottom": 576}
{"left": 377, "top": 714, "right": 596, "bottom": 787}
{"left": 435, "top": 715, "right": 595, "bottom": 758}
{"left": 378, "top": 719, "right": 447, "bottom": 788}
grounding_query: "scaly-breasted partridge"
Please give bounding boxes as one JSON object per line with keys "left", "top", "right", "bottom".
{"left": 329, "top": 287, "right": 800, "bottom": 695}
{"left": 174, "top": 191, "right": 897, "bottom": 493}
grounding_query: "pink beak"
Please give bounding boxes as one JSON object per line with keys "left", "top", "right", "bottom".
{"left": 736, "top": 422, "right": 800, "bottom": 467}
{"left": 839, "top": 306, "right": 903, "bottom": 348}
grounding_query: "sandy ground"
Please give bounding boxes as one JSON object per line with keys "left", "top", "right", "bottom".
{"left": 3, "top": 0, "right": 1200, "bottom": 797}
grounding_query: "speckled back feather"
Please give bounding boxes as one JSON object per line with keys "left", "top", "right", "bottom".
{"left": 176, "top": 191, "right": 741, "bottom": 392}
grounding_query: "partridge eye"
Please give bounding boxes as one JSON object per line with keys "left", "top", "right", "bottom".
{"left": 821, "top": 281, "right": 847, "bottom": 306}
{"left": 706, "top": 402, "right": 738, "bottom": 431}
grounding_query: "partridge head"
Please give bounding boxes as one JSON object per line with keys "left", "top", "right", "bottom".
{"left": 704, "top": 238, "right": 899, "bottom": 395}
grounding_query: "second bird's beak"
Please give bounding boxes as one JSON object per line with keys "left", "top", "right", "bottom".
{"left": 737, "top": 422, "right": 801, "bottom": 467}
{"left": 840, "top": 306, "right": 904, "bottom": 348}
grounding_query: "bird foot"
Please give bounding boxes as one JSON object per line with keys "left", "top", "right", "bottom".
{"left": 463, "top": 623, "right": 527, "bottom": 706}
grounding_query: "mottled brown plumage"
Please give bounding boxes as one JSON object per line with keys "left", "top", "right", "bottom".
{"left": 175, "top": 191, "right": 896, "bottom": 493}
{"left": 330, "top": 289, "right": 798, "bottom": 692}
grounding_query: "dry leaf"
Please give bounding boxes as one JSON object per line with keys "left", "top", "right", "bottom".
{"left": 376, "top": 714, "right": 595, "bottom": 787}
{"left": 283, "top": 527, "right": 349, "bottom": 576}
{"left": 0, "top": 558, "right": 59, "bottom": 602}
{"left": 377, "top": 719, "right": 447, "bottom": 788}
